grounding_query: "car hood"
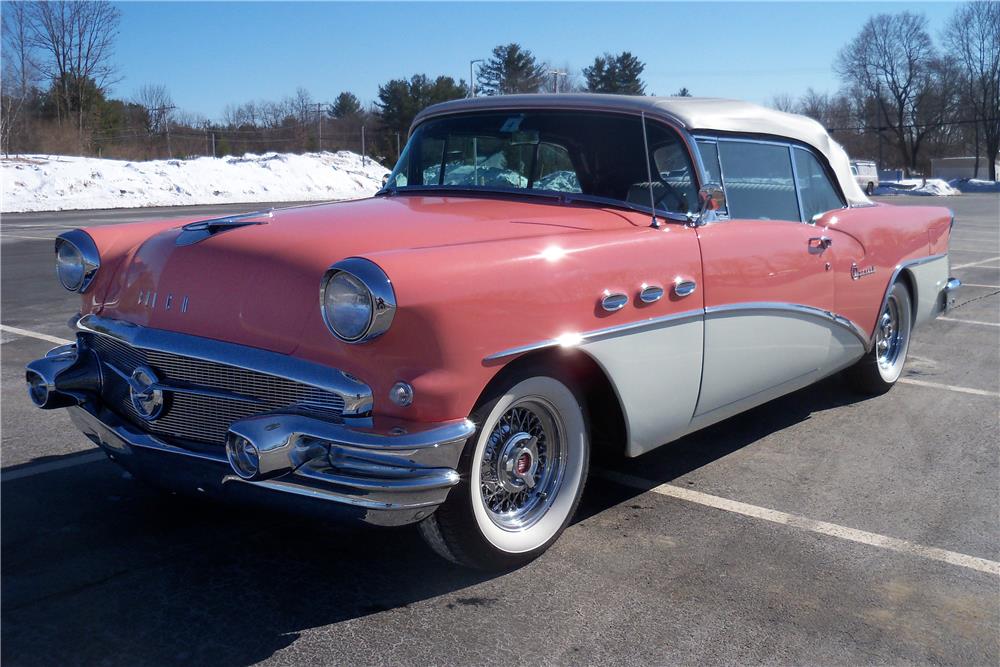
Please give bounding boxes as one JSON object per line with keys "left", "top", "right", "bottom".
{"left": 96, "top": 195, "right": 625, "bottom": 353}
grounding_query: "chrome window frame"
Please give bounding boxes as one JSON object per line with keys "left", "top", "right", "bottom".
{"left": 692, "top": 134, "right": 849, "bottom": 224}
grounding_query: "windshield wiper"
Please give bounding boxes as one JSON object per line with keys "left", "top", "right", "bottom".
{"left": 560, "top": 194, "right": 690, "bottom": 224}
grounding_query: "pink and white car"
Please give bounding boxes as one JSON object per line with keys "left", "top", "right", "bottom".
{"left": 27, "top": 95, "right": 960, "bottom": 569}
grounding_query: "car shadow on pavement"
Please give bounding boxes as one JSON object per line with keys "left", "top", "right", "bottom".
{"left": 1, "top": 373, "right": 867, "bottom": 666}
{"left": 576, "top": 372, "right": 870, "bottom": 520}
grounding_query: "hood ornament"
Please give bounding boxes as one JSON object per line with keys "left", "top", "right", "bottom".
{"left": 176, "top": 209, "right": 274, "bottom": 246}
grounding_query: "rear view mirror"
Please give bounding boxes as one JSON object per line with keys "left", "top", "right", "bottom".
{"left": 698, "top": 183, "right": 726, "bottom": 211}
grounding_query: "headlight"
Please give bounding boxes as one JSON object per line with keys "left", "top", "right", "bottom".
{"left": 54, "top": 230, "right": 100, "bottom": 293}
{"left": 320, "top": 258, "right": 396, "bottom": 343}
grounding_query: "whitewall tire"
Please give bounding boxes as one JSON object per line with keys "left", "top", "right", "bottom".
{"left": 420, "top": 367, "right": 589, "bottom": 569}
{"left": 847, "top": 281, "right": 912, "bottom": 394}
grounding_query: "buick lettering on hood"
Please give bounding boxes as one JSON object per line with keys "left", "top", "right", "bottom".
{"left": 26, "top": 95, "right": 961, "bottom": 570}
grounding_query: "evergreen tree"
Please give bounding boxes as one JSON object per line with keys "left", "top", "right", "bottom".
{"left": 332, "top": 91, "right": 362, "bottom": 118}
{"left": 477, "top": 43, "right": 548, "bottom": 95}
{"left": 583, "top": 52, "right": 646, "bottom": 95}
{"left": 376, "top": 74, "right": 467, "bottom": 138}
{"left": 674, "top": 87, "right": 692, "bottom": 97}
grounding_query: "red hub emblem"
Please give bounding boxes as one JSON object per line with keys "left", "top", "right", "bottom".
{"left": 515, "top": 452, "right": 532, "bottom": 476}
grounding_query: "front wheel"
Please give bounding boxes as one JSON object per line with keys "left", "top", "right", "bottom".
{"left": 420, "top": 368, "right": 589, "bottom": 570}
{"left": 847, "top": 281, "right": 912, "bottom": 395}
{"left": 866, "top": 181, "right": 876, "bottom": 195}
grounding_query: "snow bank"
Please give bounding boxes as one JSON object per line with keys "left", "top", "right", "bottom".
{"left": 1, "top": 151, "right": 390, "bottom": 213}
{"left": 949, "top": 178, "right": 1000, "bottom": 194}
{"left": 873, "top": 178, "right": 962, "bottom": 197}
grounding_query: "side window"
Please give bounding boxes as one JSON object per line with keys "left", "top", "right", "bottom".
{"left": 718, "top": 141, "right": 800, "bottom": 221}
{"left": 793, "top": 148, "right": 845, "bottom": 221}
{"left": 533, "top": 143, "right": 582, "bottom": 192}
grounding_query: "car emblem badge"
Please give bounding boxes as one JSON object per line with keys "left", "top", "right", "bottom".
{"left": 129, "top": 366, "right": 165, "bottom": 421}
{"left": 851, "top": 263, "right": 876, "bottom": 280}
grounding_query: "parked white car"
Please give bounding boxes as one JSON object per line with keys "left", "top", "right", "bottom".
{"left": 850, "top": 160, "right": 879, "bottom": 195}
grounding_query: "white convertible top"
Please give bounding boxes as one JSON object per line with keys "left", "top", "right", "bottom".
{"left": 414, "top": 94, "right": 871, "bottom": 207}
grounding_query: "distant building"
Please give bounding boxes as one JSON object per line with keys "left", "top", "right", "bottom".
{"left": 931, "top": 157, "right": 999, "bottom": 180}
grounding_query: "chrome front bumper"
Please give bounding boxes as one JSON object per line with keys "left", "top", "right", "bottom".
{"left": 25, "top": 330, "right": 474, "bottom": 527}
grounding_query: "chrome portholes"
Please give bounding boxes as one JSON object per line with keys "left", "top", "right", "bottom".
{"left": 673, "top": 279, "right": 697, "bottom": 297}
{"left": 639, "top": 284, "right": 664, "bottom": 303}
{"left": 479, "top": 398, "right": 566, "bottom": 532}
{"left": 601, "top": 291, "right": 628, "bottom": 312}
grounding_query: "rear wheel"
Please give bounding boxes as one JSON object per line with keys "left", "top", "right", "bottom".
{"left": 866, "top": 181, "right": 875, "bottom": 195}
{"left": 847, "top": 281, "right": 912, "bottom": 395}
{"left": 420, "top": 367, "right": 589, "bottom": 570}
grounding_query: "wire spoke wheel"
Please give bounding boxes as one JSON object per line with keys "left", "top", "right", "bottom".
{"left": 478, "top": 398, "right": 565, "bottom": 531}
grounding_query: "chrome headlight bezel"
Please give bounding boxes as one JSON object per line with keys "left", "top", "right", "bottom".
{"left": 320, "top": 257, "right": 396, "bottom": 344}
{"left": 55, "top": 230, "right": 100, "bottom": 293}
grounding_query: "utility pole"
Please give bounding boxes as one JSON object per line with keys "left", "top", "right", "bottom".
{"left": 150, "top": 105, "right": 176, "bottom": 158}
{"left": 361, "top": 125, "right": 366, "bottom": 166}
{"left": 315, "top": 102, "right": 324, "bottom": 151}
{"left": 875, "top": 82, "right": 883, "bottom": 171}
{"left": 211, "top": 132, "right": 216, "bottom": 158}
{"left": 396, "top": 132, "right": 401, "bottom": 161}
{"left": 469, "top": 59, "right": 484, "bottom": 97}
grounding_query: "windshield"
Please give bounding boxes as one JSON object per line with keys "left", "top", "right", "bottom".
{"left": 383, "top": 110, "right": 698, "bottom": 215}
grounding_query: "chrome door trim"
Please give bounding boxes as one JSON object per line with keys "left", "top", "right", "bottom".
{"left": 704, "top": 302, "right": 870, "bottom": 349}
{"left": 483, "top": 309, "right": 705, "bottom": 363}
{"left": 77, "top": 314, "right": 374, "bottom": 415}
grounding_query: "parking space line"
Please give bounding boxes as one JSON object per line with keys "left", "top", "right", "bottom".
{"left": 899, "top": 378, "right": 1000, "bottom": 397}
{"left": 938, "top": 317, "right": 1000, "bottom": 327}
{"left": 950, "top": 247, "right": 1000, "bottom": 253}
{"left": 1, "top": 451, "right": 107, "bottom": 482}
{"left": 953, "top": 256, "right": 1000, "bottom": 269}
{"left": 595, "top": 469, "right": 1000, "bottom": 577}
{"left": 0, "top": 325, "right": 72, "bottom": 345}
{"left": 960, "top": 283, "right": 1000, "bottom": 289}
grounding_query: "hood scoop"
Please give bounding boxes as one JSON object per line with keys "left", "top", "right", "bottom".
{"left": 175, "top": 209, "right": 273, "bottom": 246}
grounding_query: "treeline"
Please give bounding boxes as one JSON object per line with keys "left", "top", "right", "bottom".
{"left": 2, "top": 1, "right": 997, "bottom": 178}
{"left": 0, "top": 3, "right": 665, "bottom": 165}
{"left": 775, "top": 5, "right": 999, "bottom": 179}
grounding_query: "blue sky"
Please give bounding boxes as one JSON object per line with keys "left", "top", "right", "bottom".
{"left": 113, "top": 1, "right": 958, "bottom": 121}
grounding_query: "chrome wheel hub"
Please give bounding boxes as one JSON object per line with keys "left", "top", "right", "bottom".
{"left": 876, "top": 296, "right": 902, "bottom": 368}
{"left": 480, "top": 399, "right": 565, "bottom": 531}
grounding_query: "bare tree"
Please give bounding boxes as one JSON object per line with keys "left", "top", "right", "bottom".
{"left": 134, "top": 84, "right": 173, "bottom": 134}
{"left": 29, "top": 0, "right": 121, "bottom": 137}
{"left": 769, "top": 93, "right": 796, "bottom": 112}
{"left": 836, "top": 11, "right": 951, "bottom": 175}
{"left": 944, "top": 1, "right": 1000, "bottom": 180}
{"left": 1, "top": 1, "right": 40, "bottom": 153}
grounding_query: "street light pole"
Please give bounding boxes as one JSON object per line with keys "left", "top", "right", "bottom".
{"left": 469, "top": 59, "right": 484, "bottom": 97}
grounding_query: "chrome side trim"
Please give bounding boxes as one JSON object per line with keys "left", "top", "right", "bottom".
{"left": 77, "top": 314, "right": 374, "bottom": 416}
{"left": 55, "top": 229, "right": 101, "bottom": 293}
{"left": 483, "top": 309, "right": 704, "bottom": 363}
{"left": 484, "top": 301, "right": 876, "bottom": 364}
{"left": 704, "top": 302, "right": 870, "bottom": 348}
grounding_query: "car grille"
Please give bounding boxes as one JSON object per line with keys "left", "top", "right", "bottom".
{"left": 83, "top": 333, "right": 346, "bottom": 446}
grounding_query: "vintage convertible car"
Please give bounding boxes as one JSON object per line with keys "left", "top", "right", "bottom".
{"left": 27, "top": 95, "right": 960, "bottom": 569}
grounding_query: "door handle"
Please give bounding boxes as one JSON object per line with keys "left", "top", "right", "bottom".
{"left": 673, "top": 279, "right": 697, "bottom": 297}
{"left": 808, "top": 236, "right": 832, "bottom": 253}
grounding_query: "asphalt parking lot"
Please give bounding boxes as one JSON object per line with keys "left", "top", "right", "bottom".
{"left": 2, "top": 195, "right": 998, "bottom": 666}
